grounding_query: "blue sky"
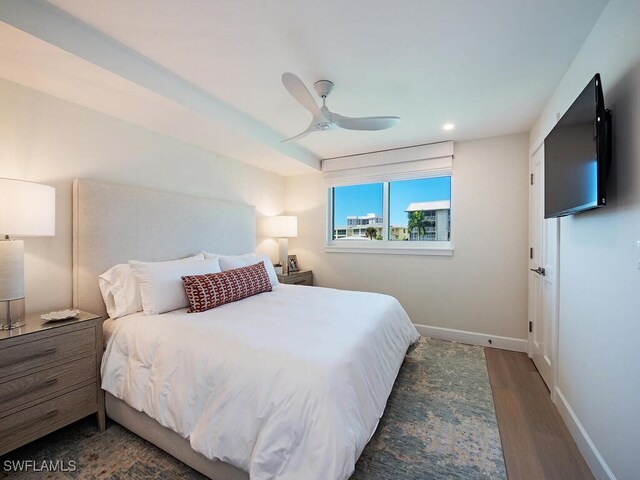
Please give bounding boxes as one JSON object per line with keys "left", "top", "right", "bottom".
{"left": 334, "top": 177, "right": 451, "bottom": 227}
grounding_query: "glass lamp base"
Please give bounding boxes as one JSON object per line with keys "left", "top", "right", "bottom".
{"left": 0, "top": 297, "right": 25, "bottom": 330}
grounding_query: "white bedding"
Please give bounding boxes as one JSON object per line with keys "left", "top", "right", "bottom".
{"left": 101, "top": 284, "right": 420, "bottom": 480}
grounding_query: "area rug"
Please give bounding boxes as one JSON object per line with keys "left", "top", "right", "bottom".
{"left": 351, "top": 338, "right": 506, "bottom": 479}
{"left": 1, "top": 338, "right": 506, "bottom": 479}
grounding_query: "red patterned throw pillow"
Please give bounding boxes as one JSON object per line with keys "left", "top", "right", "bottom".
{"left": 182, "top": 261, "right": 272, "bottom": 312}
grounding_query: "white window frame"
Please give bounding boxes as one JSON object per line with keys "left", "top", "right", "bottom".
{"left": 323, "top": 142, "right": 454, "bottom": 256}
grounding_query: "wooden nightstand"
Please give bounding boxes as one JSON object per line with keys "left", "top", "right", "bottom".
{"left": 0, "top": 311, "right": 104, "bottom": 455}
{"left": 277, "top": 269, "right": 313, "bottom": 286}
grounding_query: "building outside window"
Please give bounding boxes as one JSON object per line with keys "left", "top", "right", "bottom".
{"left": 405, "top": 201, "right": 450, "bottom": 241}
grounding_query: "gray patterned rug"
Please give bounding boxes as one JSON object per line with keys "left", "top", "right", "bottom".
{"left": 1, "top": 338, "right": 506, "bottom": 479}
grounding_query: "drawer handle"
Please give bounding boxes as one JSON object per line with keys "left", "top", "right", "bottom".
{"left": 1, "top": 409, "right": 59, "bottom": 439}
{"left": 7, "top": 347, "right": 57, "bottom": 368}
{"left": 0, "top": 378, "right": 59, "bottom": 403}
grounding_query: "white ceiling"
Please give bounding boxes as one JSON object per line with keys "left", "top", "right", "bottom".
{"left": 0, "top": 0, "right": 608, "bottom": 175}
{"left": 0, "top": 23, "right": 318, "bottom": 175}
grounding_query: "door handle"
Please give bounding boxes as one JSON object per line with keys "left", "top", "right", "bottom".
{"left": 530, "top": 267, "right": 546, "bottom": 276}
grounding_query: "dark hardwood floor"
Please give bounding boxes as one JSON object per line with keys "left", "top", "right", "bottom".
{"left": 484, "top": 348, "right": 594, "bottom": 480}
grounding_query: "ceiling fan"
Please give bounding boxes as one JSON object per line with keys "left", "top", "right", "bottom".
{"left": 281, "top": 72, "right": 400, "bottom": 142}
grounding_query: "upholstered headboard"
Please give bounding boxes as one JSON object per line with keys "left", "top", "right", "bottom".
{"left": 72, "top": 179, "right": 256, "bottom": 318}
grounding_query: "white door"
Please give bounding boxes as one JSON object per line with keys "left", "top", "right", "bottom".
{"left": 529, "top": 146, "right": 559, "bottom": 397}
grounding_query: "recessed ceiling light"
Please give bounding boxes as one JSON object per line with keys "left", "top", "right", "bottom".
{"left": 443, "top": 123, "right": 455, "bottom": 131}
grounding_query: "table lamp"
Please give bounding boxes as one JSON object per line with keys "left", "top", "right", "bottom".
{"left": 0, "top": 178, "right": 55, "bottom": 330}
{"left": 263, "top": 216, "right": 297, "bottom": 274}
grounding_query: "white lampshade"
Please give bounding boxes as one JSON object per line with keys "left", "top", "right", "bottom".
{"left": 263, "top": 215, "right": 297, "bottom": 238}
{"left": 0, "top": 178, "right": 56, "bottom": 236}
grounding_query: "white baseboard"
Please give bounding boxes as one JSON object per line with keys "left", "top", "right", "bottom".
{"left": 555, "top": 388, "right": 616, "bottom": 480}
{"left": 414, "top": 324, "right": 527, "bottom": 352}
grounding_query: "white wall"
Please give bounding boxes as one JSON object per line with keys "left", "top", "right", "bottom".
{"left": 0, "top": 79, "right": 286, "bottom": 314}
{"left": 529, "top": 1, "right": 640, "bottom": 478}
{"left": 286, "top": 133, "right": 529, "bottom": 344}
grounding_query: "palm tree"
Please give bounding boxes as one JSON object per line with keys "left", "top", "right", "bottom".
{"left": 408, "top": 210, "right": 426, "bottom": 240}
{"left": 365, "top": 226, "right": 378, "bottom": 240}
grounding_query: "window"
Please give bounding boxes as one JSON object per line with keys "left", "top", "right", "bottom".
{"left": 332, "top": 183, "right": 383, "bottom": 241}
{"left": 323, "top": 141, "right": 454, "bottom": 255}
{"left": 328, "top": 176, "right": 452, "bottom": 254}
{"left": 389, "top": 177, "right": 451, "bottom": 242}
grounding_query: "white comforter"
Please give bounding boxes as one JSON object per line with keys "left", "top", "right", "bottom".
{"left": 102, "top": 284, "right": 419, "bottom": 480}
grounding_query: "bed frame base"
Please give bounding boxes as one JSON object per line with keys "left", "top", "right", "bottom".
{"left": 105, "top": 393, "right": 248, "bottom": 480}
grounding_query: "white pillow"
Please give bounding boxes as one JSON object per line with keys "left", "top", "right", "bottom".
{"left": 129, "top": 256, "right": 220, "bottom": 315}
{"left": 99, "top": 253, "right": 204, "bottom": 319}
{"left": 206, "top": 252, "right": 278, "bottom": 287}
{"left": 99, "top": 264, "right": 142, "bottom": 320}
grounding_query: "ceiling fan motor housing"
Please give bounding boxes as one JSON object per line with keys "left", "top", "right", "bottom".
{"left": 314, "top": 80, "right": 334, "bottom": 98}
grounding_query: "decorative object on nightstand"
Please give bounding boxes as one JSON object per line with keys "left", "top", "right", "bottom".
{"left": 40, "top": 309, "right": 80, "bottom": 322}
{"left": 0, "top": 310, "right": 104, "bottom": 455}
{"left": 277, "top": 269, "right": 313, "bottom": 286}
{"left": 287, "top": 254, "right": 299, "bottom": 273}
{"left": 0, "top": 178, "right": 55, "bottom": 330}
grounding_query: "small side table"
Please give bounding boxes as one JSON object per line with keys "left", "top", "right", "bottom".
{"left": 0, "top": 310, "right": 104, "bottom": 455}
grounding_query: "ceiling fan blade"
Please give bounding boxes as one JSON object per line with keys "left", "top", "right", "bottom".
{"left": 281, "top": 119, "right": 319, "bottom": 143}
{"left": 332, "top": 113, "right": 400, "bottom": 131}
{"left": 282, "top": 73, "right": 321, "bottom": 116}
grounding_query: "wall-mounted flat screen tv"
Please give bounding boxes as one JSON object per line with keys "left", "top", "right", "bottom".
{"left": 544, "top": 73, "right": 611, "bottom": 218}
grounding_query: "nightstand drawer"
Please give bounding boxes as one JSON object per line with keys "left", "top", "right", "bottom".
{"left": 278, "top": 270, "right": 313, "bottom": 286}
{"left": 0, "top": 384, "right": 97, "bottom": 455}
{"left": 0, "top": 356, "right": 97, "bottom": 415}
{"left": 0, "top": 327, "right": 96, "bottom": 379}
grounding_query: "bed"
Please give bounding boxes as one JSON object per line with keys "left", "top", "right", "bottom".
{"left": 73, "top": 179, "right": 420, "bottom": 480}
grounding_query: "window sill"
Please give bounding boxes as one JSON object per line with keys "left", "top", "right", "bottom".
{"left": 324, "top": 243, "right": 453, "bottom": 256}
